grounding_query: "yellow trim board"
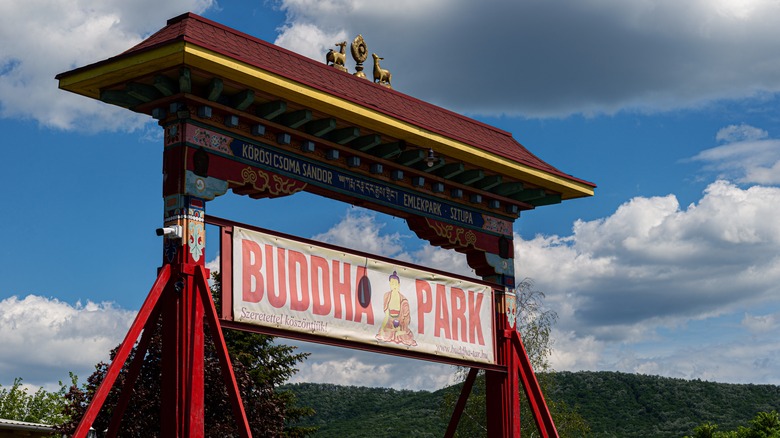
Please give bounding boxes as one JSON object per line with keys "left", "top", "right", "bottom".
{"left": 57, "top": 42, "right": 188, "bottom": 99}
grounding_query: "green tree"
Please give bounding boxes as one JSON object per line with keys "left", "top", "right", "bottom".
{"left": 687, "top": 422, "right": 718, "bottom": 438}
{"left": 56, "top": 272, "right": 314, "bottom": 437}
{"left": 0, "top": 376, "right": 69, "bottom": 425}
{"left": 687, "top": 411, "right": 780, "bottom": 438}
{"left": 442, "top": 279, "right": 589, "bottom": 437}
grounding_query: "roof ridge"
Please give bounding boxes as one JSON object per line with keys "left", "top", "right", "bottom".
{"left": 161, "top": 13, "right": 517, "bottom": 141}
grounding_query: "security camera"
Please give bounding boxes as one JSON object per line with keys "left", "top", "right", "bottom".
{"left": 155, "top": 225, "right": 182, "bottom": 239}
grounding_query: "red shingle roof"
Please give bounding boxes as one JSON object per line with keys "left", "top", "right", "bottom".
{"left": 125, "top": 12, "right": 594, "bottom": 189}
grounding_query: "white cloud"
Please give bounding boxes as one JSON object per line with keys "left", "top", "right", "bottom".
{"left": 286, "top": 346, "right": 457, "bottom": 391}
{"left": 716, "top": 123, "right": 768, "bottom": 143}
{"left": 274, "top": 23, "right": 348, "bottom": 63}
{"left": 741, "top": 312, "right": 779, "bottom": 334}
{"left": 515, "top": 180, "right": 780, "bottom": 383}
{"left": 311, "top": 208, "right": 411, "bottom": 260}
{"left": 0, "top": 295, "right": 135, "bottom": 389}
{"left": 274, "top": 0, "right": 780, "bottom": 117}
{"left": 0, "top": 0, "right": 214, "bottom": 131}
{"left": 520, "top": 180, "right": 780, "bottom": 333}
{"left": 690, "top": 124, "right": 780, "bottom": 184}
{"left": 548, "top": 330, "right": 603, "bottom": 372}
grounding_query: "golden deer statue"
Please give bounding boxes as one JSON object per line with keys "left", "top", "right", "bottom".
{"left": 371, "top": 53, "right": 391, "bottom": 88}
{"left": 326, "top": 41, "right": 348, "bottom": 71}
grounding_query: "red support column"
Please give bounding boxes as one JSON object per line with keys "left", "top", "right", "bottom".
{"left": 159, "top": 221, "right": 206, "bottom": 437}
{"left": 160, "top": 141, "right": 208, "bottom": 437}
{"left": 486, "top": 287, "right": 521, "bottom": 437}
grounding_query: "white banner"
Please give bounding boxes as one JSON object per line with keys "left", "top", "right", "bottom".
{"left": 232, "top": 227, "right": 496, "bottom": 365}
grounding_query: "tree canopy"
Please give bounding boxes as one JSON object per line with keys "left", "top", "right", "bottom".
{"left": 0, "top": 377, "right": 68, "bottom": 425}
{"left": 686, "top": 411, "right": 780, "bottom": 438}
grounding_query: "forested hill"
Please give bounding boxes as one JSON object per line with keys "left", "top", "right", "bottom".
{"left": 283, "top": 371, "right": 780, "bottom": 437}
{"left": 548, "top": 371, "right": 780, "bottom": 436}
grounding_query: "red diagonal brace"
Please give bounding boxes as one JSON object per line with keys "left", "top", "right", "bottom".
{"left": 105, "top": 301, "right": 163, "bottom": 437}
{"left": 73, "top": 265, "right": 171, "bottom": 438}
{"left": 195, "top": 265, "right": 252, "bottom": 438}
{"left": 511, "top": 331, "right": 558, "bottom": 438}
{"left": 444, "top": 367, "right": 479, "bottom": 438}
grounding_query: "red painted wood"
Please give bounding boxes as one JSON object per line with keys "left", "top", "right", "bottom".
{"left": 512, "top": 331, "right": 558, "bottom": 438}
{"left": 161, "top": 279, "right": 180, "bottom": 437}
{"left": 220, "top": 224, "right": 234, "bottom": 320}
{"left": 444, "top": 367, "right": 479, "bottom": 438}
{"left": 184, "top": 269, "right": 206, "bottom": 436}
{"left": 73, "top": 265, "right": 171, "bottom": 438}
{"left": 485, "top": 291, "right": 521, "bottom": 438}
{"left": 195, "top": 266, "right": 252, "bottom": 438}
{"left": 105, "top": 302, "right": 162, "bottom": 437}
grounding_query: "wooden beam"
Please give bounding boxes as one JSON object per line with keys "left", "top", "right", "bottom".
{"left": 413, "top": 158, "right": 446, "bottom": 173}
{"left": 305, "top": 118, "right": 337, "bottom": 137}
{"left": 349, "top": 134, "right": 382, "bottom": 151}
{"left": 512, "top": 189, "right": 546, "bottom": 202}
{"left": 179, "top": 67, "right": 191, "bottom": 94}
{"left": 451, "top": 169, "right": 484, "bottom": 186}
{"left": 493, "top": 181, "right": 524, "bottom": 197}
{"left": 231, "top": 90, "right": 255, "bottom": 110}
{"left": 473, "top": 175, "right": 502, "bottom": 191}
{"left": 327, "top": 127, "right": 360, "bottom": 144}
{"left": 100, "top": 90, "right": 142, "bottom": 108}
{"left": 126, "top": 82, "right": 162, "bottom": 103}
{"left": 256, "top": 100, "right": 287, "bottom": 120}
{"left": 529, "top": 194, "right": 562, "bottom": 206}
{"left": 436, "top": 162, "right": 464, "bottom": 179}
{"left": 278, "top": 109, "right": 312, "bottom": 128}
{"left": 154, "top": 75, "right": 178, "bottom": 96}
{"left": 369, "top": 141, "right": 403, "bottom": 159}
{"left": 395, "top": 149, "right": 425, "bottom": 166}
{"left": 207, "top": 78, "right": 223, "bottom": 102}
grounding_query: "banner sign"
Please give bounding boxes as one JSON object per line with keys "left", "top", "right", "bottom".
{"left": 232, "top": 226, "right": 496, "bottom": 365}
{"left": 183, "top": 123, "right": 513, "bottom": 237}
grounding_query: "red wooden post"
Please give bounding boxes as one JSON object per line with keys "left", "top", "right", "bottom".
{"left": 160, "top": 141, "right": 208, "bottom": 437}
{"left": 486, "top": 287, "right": 521, "bottom": 437}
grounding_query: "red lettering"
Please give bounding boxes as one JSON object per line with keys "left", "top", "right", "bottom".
{"left": 352, "top": 265, "right": 373, "bottom": 324}
{"left": 241, "top": 240, "right": 263, "bottom": 303}
{"left": 434, "top": 284, "right": 451, "bottom": 339}
{"left": 267, "top": 246, "right": 286, "bottom": 308}
{"left": 288, "top": 250, "right": 309, "bottom": 312}
{"left": 311, "top": 255, "right": 331, "bottom": 316}
{"left": 468, "top": 290, "right": 485, "bottom": 345}
{"left": 416, "top": 280, "right": 433, "bottom": 334}
{"left": 450, "top": 287, "right": 467, "bottom": 342}
{"left": 332, "top": 261, "right": 353, "bottom": 321}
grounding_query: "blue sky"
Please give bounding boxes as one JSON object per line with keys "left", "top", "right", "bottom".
{"left": 2, "top": 0, "right": 780, "bottom": 392}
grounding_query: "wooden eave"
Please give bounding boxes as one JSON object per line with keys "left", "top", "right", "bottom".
{"left": 56, "top": 13, "right": 594, "bottom": 203}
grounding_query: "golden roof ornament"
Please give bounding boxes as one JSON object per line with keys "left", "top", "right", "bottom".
{"left": 322, "top": 34, "right": 393, "bottom": 88}
{"left": 351, "top": 34, "right": 368, "bottom": 79}
{"left": 371, "top": 53, "right": 392, "bottom": 88}
{"left": 325, "top": 41, "right": 348, "bottom": 72}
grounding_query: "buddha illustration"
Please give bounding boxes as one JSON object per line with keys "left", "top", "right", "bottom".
{"left": 375, "top": 271, "right": 417, "bottom": 346}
